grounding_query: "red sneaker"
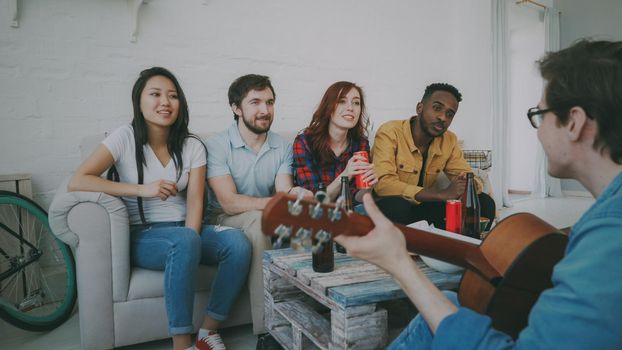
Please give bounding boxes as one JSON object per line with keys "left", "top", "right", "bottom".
{"left": 195, "top": 330, "right": 227, "bottom": 350}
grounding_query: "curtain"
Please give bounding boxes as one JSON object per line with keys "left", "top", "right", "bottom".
{"left": 532, "top": 6, "right": 564, "bottom": 198}
{"left": 491, "top": 0, "right": 513, "bottom": 208}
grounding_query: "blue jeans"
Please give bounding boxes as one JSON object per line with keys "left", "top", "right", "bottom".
{"left": 130, "top": 222, "right": 251, "bottom": 336}
{"left": 353, "top": 203, "right": 367, "bottom": 215}
{"left": 388, "top": 291, "right": 460, "bottom": 349}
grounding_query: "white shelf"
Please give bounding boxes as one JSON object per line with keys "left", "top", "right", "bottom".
{"left": 8, "top": 0, "right": 19, "bottom": 27}
{"left": 8, "top": 0, "right": 151, "bottom": 43}
{"left": 128, "top": 0, "right": 147, "bottom": 42}
{"left": 0, "top": 173, "right": 32, "bottom": 198}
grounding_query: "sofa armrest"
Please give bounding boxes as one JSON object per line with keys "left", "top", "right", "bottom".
{"left": 48, "top": 179, "right": 133, "bottom": 349}
{"left": 49, "top": 178, "right": 131, "bottom": 301}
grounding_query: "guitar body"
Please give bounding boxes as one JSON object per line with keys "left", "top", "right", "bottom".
{"left": 261, "top": 193, "right": 569, "bottom": 339}
{"left": 459, "top": 213, "right": 568, "bottom": 338}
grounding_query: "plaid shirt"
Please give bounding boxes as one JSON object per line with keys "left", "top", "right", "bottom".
{"left": 293, "top": 131, "right": 370, "bottom": 198}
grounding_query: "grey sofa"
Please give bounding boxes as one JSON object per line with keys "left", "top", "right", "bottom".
{"left": 49, "top": 131, "right": 294, "bottom": 349}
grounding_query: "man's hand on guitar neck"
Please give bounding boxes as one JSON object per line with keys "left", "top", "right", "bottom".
{"left": 334, "top": 193, "right": 411, "bottom": 273}
{"left": 334, "top": 193, "right": 459, "bottom": 334}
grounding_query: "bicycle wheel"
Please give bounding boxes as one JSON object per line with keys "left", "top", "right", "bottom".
{"left": 0, "top": 190, "right": 77, "bottom": 331}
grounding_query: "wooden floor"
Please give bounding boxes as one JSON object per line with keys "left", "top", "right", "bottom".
{"left": 0, "top": 195, "right": 595, "bottom": 349}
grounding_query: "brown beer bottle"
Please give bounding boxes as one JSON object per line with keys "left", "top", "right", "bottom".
{"left": 312, "top": 235, "right": 334, "bottom": 272}
{"left": 461, "top": 172, "right": 481, "bottom": 239}
{"left": 335, "top": 176, "right": 352, "bottom": 254}
{"left": 312, "top": 183, "right": 334, "bottom": 272}
{"left": 340, "top": 176, "right": 354, "bottom": 211}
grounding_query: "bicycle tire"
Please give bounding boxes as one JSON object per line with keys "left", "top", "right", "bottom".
{"left": 0, "top": 190, "right": 77, "bottom": 331}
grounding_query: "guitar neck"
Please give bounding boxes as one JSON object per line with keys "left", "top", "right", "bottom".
{"left": 341, "top": 213, "right": 501, "bottom": 281}
{"left": 261, "top": 193, "right": 501, "bottom": 282}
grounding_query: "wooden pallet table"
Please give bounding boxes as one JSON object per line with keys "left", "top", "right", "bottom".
{"left": 263, "top": 249, "right": 462, "bottom": 350}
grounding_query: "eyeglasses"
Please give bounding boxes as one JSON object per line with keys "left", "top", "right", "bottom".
{"left": 526, "top": 107, "right": 552, "bottom": 128}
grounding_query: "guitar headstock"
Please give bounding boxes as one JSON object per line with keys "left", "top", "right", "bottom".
{"left": 261, "top": 191, "right": 373, "bottom": 252}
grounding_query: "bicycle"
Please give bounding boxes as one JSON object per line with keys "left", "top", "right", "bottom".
{"left": 0, "top": 190, "right": 77, "bottom": 331}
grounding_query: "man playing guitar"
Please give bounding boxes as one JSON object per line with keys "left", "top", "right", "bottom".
{"left": 336, "top": 40, "right": 622, "bottom": 349}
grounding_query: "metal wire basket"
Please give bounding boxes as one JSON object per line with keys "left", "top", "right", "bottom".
{"left": 463, "top": 150, "right": 492, "bottom": 170}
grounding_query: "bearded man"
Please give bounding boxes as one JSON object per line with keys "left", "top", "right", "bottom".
{"left": 206, "top": 74, "right": 311, "bottom": 350}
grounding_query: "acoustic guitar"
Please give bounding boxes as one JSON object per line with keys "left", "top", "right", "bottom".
{"left": 261, "top": 192, "right": 568, "bottom": 339}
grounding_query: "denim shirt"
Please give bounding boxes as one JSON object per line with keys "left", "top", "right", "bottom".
{"left": 433, "top": 171, "right": 622, "bottom": 349}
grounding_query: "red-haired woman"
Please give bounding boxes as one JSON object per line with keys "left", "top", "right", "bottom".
{"left": 293, "top": 81, "right": 377, "bottom": 203}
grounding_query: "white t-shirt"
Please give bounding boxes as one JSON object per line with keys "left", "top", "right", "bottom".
{"left": 102, "top": 125, "right": 207, "bottom": 225}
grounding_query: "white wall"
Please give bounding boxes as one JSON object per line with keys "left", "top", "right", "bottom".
{"left": 557, "top": 0, "right": 622, "bottom": 46}
{"left": 0, "top": 0, "right": 493, "bottom": 208}
{"left": 554, "top": 0, "right": 622, "bottom": 193}
{"left": 507, "top": 3, "right": 545, "bottom": 192}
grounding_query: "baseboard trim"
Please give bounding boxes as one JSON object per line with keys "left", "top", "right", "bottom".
{"left": 508, "top": 190, "right": 531, "bottom": 195}
{"left": 562, "top": 190, "right": 592, "bottom": 198}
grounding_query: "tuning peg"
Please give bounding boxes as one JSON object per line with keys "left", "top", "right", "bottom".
{"left": 275, "top": 224, "right": 292, "bottom": 236}
{"left": 287, "top": 191, "right": 306, "bottom": 216}
{"left": 309, "top": 203, "right": 323, "bottom": 220}
{"left": 328, "top": 207, "right": 342, "bottom": 222}
{"left": 290, "top": 238, "right": 311, "bottom": 251}
{"left": 289, "top": 227, "right": 311, "bottom": 252}
{"left": 311, "top": 229, "right": 331, "bottom": 253}
{"left": 273, "top": 224, "right": 292, "bottom": 249}
{"left": 329, "top": 196, "right": 345, "bottom": 222}
{"left": 295, "top": 227, "right": 311, "bottom": 241}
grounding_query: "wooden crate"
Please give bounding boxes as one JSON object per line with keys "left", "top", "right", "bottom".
{"left": 264, "top": 249, "right": 461, "bottom": 350}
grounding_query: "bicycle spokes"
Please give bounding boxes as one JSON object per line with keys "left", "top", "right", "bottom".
{"left": 0, "top": 191, "right": 76, "bottom": 331}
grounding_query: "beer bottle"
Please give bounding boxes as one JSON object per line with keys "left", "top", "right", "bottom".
{"left": 335, "top": 176, "right": 352, "bottom": 254}
{"left": 340, "top": 176, "right": 354, "bottom": 212}
{"left": 461, "top": 172, "right": 481, "bottom": 239}
{"left": 312, "top": 182, "right": 334, "bottom": 272}
{"left": 312, "top": 235, "right": 334, "bottom": 272}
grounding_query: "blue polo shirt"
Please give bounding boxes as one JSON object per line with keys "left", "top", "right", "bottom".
{"left": 206, "top": 122, "right": 293, "bottom": 212}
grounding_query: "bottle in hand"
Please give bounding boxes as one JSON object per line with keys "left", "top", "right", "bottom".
{"left": 353, "top": 151, "right": 371, "bottom": 189}
{"left": 339, "top": 176, "right": 354, "bottom": 211}
{"left": 461, "top": 172, "right": 481, "bottom": 239}
{"left": 335, "top": 176, "right": 352, "bottom": 254}
{"left": 312, "top": 182, "right": 334, "bottom": 272}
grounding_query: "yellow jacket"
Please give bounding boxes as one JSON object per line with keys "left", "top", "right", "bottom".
{"left": 372, "top": 118, "right": 482, "bottom": 204}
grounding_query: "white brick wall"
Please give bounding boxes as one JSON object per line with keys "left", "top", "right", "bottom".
{"left": 0, "top": 0, "right": 493, "bottom": 209}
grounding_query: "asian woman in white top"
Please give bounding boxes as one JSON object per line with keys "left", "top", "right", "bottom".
{"left": 69, "top": 67, "right": 250, "bottom": 350}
